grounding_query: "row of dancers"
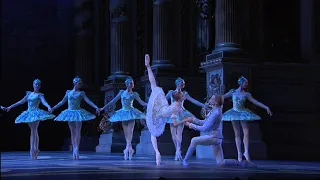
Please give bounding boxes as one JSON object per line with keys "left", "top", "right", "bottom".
{"left": 1, "top": 54, "right": 272, "bottom": 167}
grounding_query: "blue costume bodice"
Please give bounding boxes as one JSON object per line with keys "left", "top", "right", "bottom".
{"left": 120, "top": 90, "right": 138, "bottom": 110}
{"left": 26, "top": 92, "right": 42, "bottom": 111}
{"left": 67, "top": 90, "right": 83, "bottom": 110}
{"left": 232, "top": 92, "right": 248, "bottom": 111}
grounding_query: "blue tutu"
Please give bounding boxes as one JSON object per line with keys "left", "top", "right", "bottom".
{"left": 222, "top": 90, "right": 261, "bottom": 121}
{"left": 15, "top": 109, "right": 55, "bottom": 124}
{"left": 15, "top": 91, "right": 55, "bottom": 124}
{"left": 109, "top": 108, "right": 145, "bottom": 122}
{"left": 54, "top": 109, "right": 96, "bottom": 122}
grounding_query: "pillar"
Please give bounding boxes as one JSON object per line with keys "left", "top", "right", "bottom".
{"left": 214, "top": 0, "right": 241, "bottom": 52}
{"left": 152, "top": 0, "right": 175, "bottom": 67}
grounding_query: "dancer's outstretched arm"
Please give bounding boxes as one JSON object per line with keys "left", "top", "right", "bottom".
{"left": 39, "top": 94, "right": 52, "bottom": 111}
{"left": 100, "top": 90, "right": 123, "bottom": 111}
{"left": 52, "top": 91, "right": 68, "bottom": 112}
{"left": 185, "top": 92, "right": 205, "bottom": 108}
{"left": 145, "top": 54, "right": 157, "bottom": 91}
{"left": 6, "top": 93, "right": 28, "bottom": 112}
{"left": 134, "top": 92, "right": 147, "bottom": 107}
{"left": 82, "top": 92, "right": 100, "bottom": 115}
{"left": 246, "top": 93, "right": 272, "bottom": 116}
{"left": 223, "top": 89, "right": 234, "bottom": 99}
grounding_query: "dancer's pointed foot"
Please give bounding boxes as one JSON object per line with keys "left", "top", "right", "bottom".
{"left": 156, "top": 152, "right": 161, "bottom": 166}
{"left": 34, "top": 149, "right": 40, "bottom": 160}
{"left": 182, "top": 159, "right": 189, "bottom": 166}
{"left": 30, "top": 149, "right": 35, "bottom": 160}
{"left": 174, "top": 150, "right": 183, "bottom": 161}
{"left": 243, "top": 152, "right": 251, "bottom": 162}
{"left": 123, "top": 149, "right": 129, "bottom": 160}
{"left": 73, "top": 148, "right": 80, "bottom": 160}
{"left": 237, "top": 152, "right": 243, "bottom": 162}
{"left": 128, "top": 148, "right": 135, "bottom": 160}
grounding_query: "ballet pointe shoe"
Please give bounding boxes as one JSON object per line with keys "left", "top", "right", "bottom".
{"left": 243, "top": 152, "right": 251, "bottom": 162}
{"left": 34, "top": 149, "right": 40, "bottom": 160}
{"left": 30, "top": 149, "right": 35, "bottom": 160}
{"left": 237, "top": 152, "right": 243, "bottom": 162}
{"left": 128, "top": 148, "right": 135, "bottom": 160}
{"left": 174, "top": 150, "right": 183, "bottom": 161}
{"left": 73, "top": 148, "right": 80, "bottom": 160}
{"left": 123, "top": 149, "right": 129, "bottom": 160}
{"left": 155, "top": 152, "right": 161, "bottom": 166}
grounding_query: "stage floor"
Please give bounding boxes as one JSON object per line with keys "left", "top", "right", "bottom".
{"left": 1, "top": 152, "right": 320, "bottom": 180}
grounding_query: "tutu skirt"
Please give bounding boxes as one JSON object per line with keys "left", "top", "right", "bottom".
{"left": 15, "top": 109, "right": 55, "bottom": 124}
{"left": 166, "top": 109, "right": 194, "bottom": 123}
{"left": 109, "top": 108, "right": 145, "bottom": 122}
{"left": 222, "top": 108, "right": 261, "bottom": 121}
{"left": 54, "top": 109, "right": 96, "bottom": 122}
{"left": 146, "top": 87, "right": 170, "bottom": 137}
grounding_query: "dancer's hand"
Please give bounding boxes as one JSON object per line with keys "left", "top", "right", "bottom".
{"left": 184, "top": 117, "right": 193, "bottom": 122}
{"left": 6, "top": 107, "right": 11, "bottom": 112}
{"left": 185, "top": 122, "right": 191, "bottom": 127}
{"left": 96, "top": 108, "right": 101, "bottom": 116}
{"left": 49, "top": 108, "right": 54, "bottom": 113}
{"left": 0, "top": 106, "right": 6, "bottom": 111}
{"left": 266, "top": 107, "right": 272, "bottom": 116}
{"left": 48, "top": 107, "right": 52, "bottom": 113}
{"left": 145, "top": 54, "right": 151, "bottom": 67}
{"left": 99, "top": 108, "right": 104, "bottom": 112}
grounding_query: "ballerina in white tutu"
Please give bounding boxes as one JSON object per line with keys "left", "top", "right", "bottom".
{"left": 51, "top": 77, "right": 100, "bottom": 159}
{"left": 4, "top": 79, "right": 55, "bottom": 159}
{"left": 144, "top": 54, "right": 188, "bottom": 165}
{"left": 99, "top": 76, "right": 147, "bottom": 160}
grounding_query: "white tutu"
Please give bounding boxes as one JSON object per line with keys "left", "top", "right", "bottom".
{"left": 146, "top": 87, "right": 170, "bottom": 137}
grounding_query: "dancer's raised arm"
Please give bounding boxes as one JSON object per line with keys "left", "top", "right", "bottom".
{"left": 145, "top": 54, "right": 157, "bottom": 91}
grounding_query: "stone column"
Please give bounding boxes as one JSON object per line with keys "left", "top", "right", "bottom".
{"left": 152, "top": 0, "right": 175, "bottom": 67}
{"left": 109, "top": 0, "right": 131, "bottom": 78}
{"left": 74, "top": 0, "right": 94, "bottom": 87}
{"left": 214, "top": 0, "right": 241, "bottom": 52}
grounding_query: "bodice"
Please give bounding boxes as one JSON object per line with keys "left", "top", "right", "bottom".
{"left": 27, "top": 92, "right": 42, "bottom": 111}
{"left": 161, "top": 102, "right": 182, "bottom": 118}
{"left": 67, "top": 91, "right": 83, "bottom": 110}
{"left": 120, "top": 91, "right": 137, "bottom": 110}
{"left": 232, "top": 93, "right": 247, "bottom": 111}
{"left": 170, "top": 91, "right": 187, "bottom": 109}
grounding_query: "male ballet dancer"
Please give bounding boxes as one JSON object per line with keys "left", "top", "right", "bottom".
{"left": 175, "top": 94, "right": 256, "bottom": 167}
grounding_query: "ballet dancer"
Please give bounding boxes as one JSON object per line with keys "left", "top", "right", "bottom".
{"left": 166, "top": 78, "right": 205, "bottom": 161}
{"left": 144, "top": 54, "right": 191, "bottom": 165}
{"left": 51, "top": 76, "right": 100, "bottom": 160}
{"left": 174, "top": 94, "right": 255, "bottom": 167}
{"left": 4, "top": 79, "right": 55, "bottom": 159}
{"left": 223, "top": 76, "right": 272, "bottom": 162}
{"left": 99, "top": 76, "right": 147, "bottom": 160}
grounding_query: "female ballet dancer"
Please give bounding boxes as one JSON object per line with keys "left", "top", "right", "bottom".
{"left": 51, "top": 77, "right": 100, "bottom": 160}
{"left": 166, "top": 78, "right": 205, "bottom": 161}
{"left": 223, "top": 76, "right": 272, "bottom": 162}
{"left": 99, "top": 76, "right": 147, "bottom": 160}
{"left": 4, "top": 79, "right": 55, "bottom": 159}
{"left": 145, "top": 54, "right": 189, "bottom": 165}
